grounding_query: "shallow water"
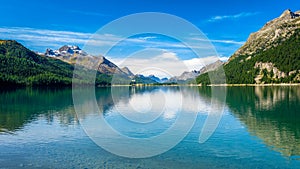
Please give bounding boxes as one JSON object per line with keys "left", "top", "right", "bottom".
{"left": 0, "top": 86, "right": 299, "bottom": 168}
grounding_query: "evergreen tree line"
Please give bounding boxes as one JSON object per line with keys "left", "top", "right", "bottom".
{"left": 197, "top": 29, "right": 300, "bottom": 85}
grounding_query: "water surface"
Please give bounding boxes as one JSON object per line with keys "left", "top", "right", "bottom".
{"left": 0, "top": 86, "right": 299, "bottom": 168}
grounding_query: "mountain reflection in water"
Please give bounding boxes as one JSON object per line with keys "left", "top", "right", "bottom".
{"left": 0, "top": 86, "right": 299, "bottom": 159}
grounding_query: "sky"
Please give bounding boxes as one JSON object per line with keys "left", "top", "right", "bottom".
{"left": 0, "top": 0, "right": 299, "bottom": 77}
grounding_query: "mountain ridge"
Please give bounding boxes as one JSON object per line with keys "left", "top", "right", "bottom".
{"left": 0, "top": 40, "right": 163, "bottom": 86}
{"left": 44, "top": 45, "right": 132, "bottom": 77}
{"left": 230, "top": 9, "right": 300, "bottom": 61}
{"left": 197, "top": 9, "right": 300, "bottom": 85}
{"left": 170, "top": 60, "right": 223, "bottom": 83}
{"left": 43, "top": 45, "right": 170, "bottom": 84}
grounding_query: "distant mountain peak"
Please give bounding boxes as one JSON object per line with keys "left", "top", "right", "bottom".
{"left": 43, "top": 45, "right": 136, "bottom": 77}
{"left": 58, "top": 45, "right": 81, "bottom": 53}
{"left": 45, "top": 45, "right": 85, "bottom": 57}
{"left": 170, "top": 70, "right": 200, "bottom": 82}
{"left": 279, "top": 9, "right": 300, "bottom": 20}
{"left": 121, "top": 67, "right": 134, "bottom": 77}
{"left": 200, "top": 60, "right": 223, "bottom": 74}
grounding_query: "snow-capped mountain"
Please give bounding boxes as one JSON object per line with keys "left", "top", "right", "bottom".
{"left": 45, "top": 45, "right": 87, "bottom": 57}
{"left": 44, "top": 45, "right": 132, "bottom": 76}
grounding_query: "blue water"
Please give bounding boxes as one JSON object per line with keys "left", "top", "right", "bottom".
{"left": 0, "top": 86, "right": 299, "bottom": 168}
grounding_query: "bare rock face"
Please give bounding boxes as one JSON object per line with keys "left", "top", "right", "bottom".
{"left": 44, "top": 45, "right": 133, "bottom": 76}
{"left": 198, "top": 9, "right": 300, "bottom": 84}
{"left": 171, "top": 60, "right": 223, "bottom": 82}
{"left": 230, "top": 9, "right": 300, "bottom": 61}
{"left": 200, "top": 60, "right": 223, "bottom": 74}
{"left": 176, "top": 70, "right": 200, "bottom": 81}
{"left": 121, "top": 67, "right": 134, "bottom": 77}
{"left": 254, "top": 62, "right": 287, "bottom": 84}
{"left": 45, "top": 48, "right": 55, "bottom": 56}
{"left": 253, "top": 62, "right": 300, "bottom": 84}
{"left": 98, "top": 57, "right": 127, "bottom": 75}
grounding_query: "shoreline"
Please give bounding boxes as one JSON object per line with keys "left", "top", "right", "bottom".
{"left": 2, "top": 83, "right": 300, "bottom": 89}
{"left": 207, "top": 83, "right": 300, "bottom": 87}
{"left": 110, "top": 83, "right": 300, "bottom": 87}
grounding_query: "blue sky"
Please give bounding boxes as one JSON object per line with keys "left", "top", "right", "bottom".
{"left": 0, "top": 0, "right": 299, "bottom": 76}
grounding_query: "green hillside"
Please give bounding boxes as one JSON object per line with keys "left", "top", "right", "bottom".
{"left": 197, "top": 29, "right": 300, "bottom": 85}
{"left": 0, "top": 40, "right": 113, "bottom": 86}
{"left": 226, "top": 28, "right": 300, "bottom": 84}
{"left": 197, "top": 11, "right": 300, "bottom": 85}
{"left": 0, "top": 40, "right": 160, "bottom": 86}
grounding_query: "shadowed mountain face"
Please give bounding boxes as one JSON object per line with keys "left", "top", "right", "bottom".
{"left": 225, "top": 86, "right": 300, "bottom": 157}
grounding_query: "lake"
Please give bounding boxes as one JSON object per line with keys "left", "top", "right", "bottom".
{"left": 0, "top": 86, "right": 299, "bottom": 168}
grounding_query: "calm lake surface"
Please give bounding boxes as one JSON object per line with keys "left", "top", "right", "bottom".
{"left": 0, "top": 86, "right": 299, "bottom": 168}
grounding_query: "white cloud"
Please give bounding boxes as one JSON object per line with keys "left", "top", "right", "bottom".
{"left": 208, "top": 12, "right": 259, "bottom": 22}
{"left": 190, "top": 37, "right": 245, "bottom": 45}
{"left": 0, "top": 26, "right": 237, "bottom": 59}
{"left": 219, "top": 56, "right": 229, "bottom": 62}
{"left": 137, "top": 36, "right": 158, "bottom": 40}
{"left": 111, "top": 51, "right": 222, "bottom": 78}
{"left": 0, "top": 27, "right": 198, "bottom": 53}
{"left": 210, "top": 39, "right": 245, "bottom": 45}
{"left": 0, "top": 27, "right": 92, "bottom": 48}
{"left": 112, "top": 52, "right": 186, "bottom": 78}
{"left": 0, "top": 26, "right": 230, "bottom": 75}
{"left": 183, "top": 56, "right": 221, "bottom": 71}
{"left": 183, "top": 58, "right": 207, "bottom": 71}
{"left": 154, "top": 52, "right": 180, "bottom": 61}
{"left": 0, "top": 26, "right": 222, "bottom": 49}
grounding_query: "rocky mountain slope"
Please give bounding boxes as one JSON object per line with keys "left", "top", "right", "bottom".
{"left": 170, "top": 60, "right": 223, "bottom": 82}
{"left": 197, "top": 9, "right": 300, "bottom": 85}
{"left": 199, "top": 60, "right": 223, "bottom": 74}
{"left": 121, "top": 67, "right": 134, "bottom": 77}
{"left": 45, "top": 45, "right": 132, "bottom": 76}
{"left": 44, "top": 45, "right": 169, "bottom": 84}
{"left": 0, "top": 40, "right": 159, "bottom": 86}
{"left": 231, "top": 9, "right": 300, "bottom": 60}
{"left": 170, "top": 70, "right": 200, "bottom": 82}
{"left": 0, "top": 40, "right": 139, "bottom": 86}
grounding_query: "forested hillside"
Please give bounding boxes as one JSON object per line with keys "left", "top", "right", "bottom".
{"left": 196, "top": 10, "right": 300, "bottom": 85}
{"left": 0, "top": 40, "right": 113, "bottom": 86}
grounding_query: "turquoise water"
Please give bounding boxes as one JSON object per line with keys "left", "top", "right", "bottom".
{"left": 0, "top": 86, "right": 299, "bottom": 168}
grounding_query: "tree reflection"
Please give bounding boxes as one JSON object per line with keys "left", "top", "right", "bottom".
{"left": 225, "top": 86, "right": 300, "bottom": 157}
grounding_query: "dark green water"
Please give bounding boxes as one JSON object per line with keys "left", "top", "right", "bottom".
{"left": 0, "top": 86, "right": 299, "bottom": 168}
